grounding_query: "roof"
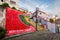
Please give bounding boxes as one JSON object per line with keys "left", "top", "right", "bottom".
{"left": 56, "top": 18, "right": 60, "bottom": 24}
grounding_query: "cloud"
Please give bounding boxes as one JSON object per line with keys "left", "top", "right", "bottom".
{"left": 51, "top": 0, "right": 60, "bottom": 17}
{"left": 39, "top": 4, "right": 48, "bottom": 11}
{"left": 40, "top": 0, "right": 60, "bottom": 17}
{"left": 19, "top": 0, "right": 49, "bottom": 11}
{"left": 19, "top": 0, "right": 60, "bottom": 17}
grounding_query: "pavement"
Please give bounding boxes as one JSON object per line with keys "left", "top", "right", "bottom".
{"left": 3, "top": 31, "right": 60, "bottom": 40}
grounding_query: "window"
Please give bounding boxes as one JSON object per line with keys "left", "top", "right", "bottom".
{"left": 1, "top": 0, "right": 3, "bottom": 2}
{"left": 10, "top": 0, "right": 16, "bottom": 5}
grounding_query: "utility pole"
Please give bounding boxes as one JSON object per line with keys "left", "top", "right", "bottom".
{"left": 35, "top": 7, "right": 39, "bottom": 31}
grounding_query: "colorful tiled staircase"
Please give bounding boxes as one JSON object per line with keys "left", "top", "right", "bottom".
{"left": 24, "top": 16, "right": 48, "bottom": 32}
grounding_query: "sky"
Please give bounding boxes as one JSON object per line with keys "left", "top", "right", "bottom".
{"left": 18, "top": 0, "right": 60, "bottom": 17}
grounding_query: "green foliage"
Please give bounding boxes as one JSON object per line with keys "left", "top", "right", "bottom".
{"left": 19, "top": 15, "right": 30, "bottom": 26}
{"left": 2, "top": 3, "right": 10, "bottom": 8}
{"left": 0, "top": 27, "right": 6, "bottom": 39}
{"left": 12, "top": 7, "right": 16, "bottom": 10}
{"left": 50, "top": 18, "right": 54, "bottom": 23}
{"left": 18, "top": 10, "right": 20, "bottom": 11}
{"left": 0, "top": 5, "right": 2, "bottom": 7}
{"left": 25, "top": 16, "right": 29, "bottom": 18}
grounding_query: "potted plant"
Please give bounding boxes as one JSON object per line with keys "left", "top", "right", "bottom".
{"left": 0, "top": 3, "right": 10, "bottom": 12}
{"left": 0, "top": 27, "right": 6, "bottom": 39}
{"left": 2, "top": 2, "right": 10, "bottom": 8}
{"left": 50, "top": 18, "right": 54, "bottom": 23}
{"left": 12, "top": 7, "right": 16, "bottom": 10}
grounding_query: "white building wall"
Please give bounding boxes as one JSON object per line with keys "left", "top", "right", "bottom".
{"left": 0, "top": 0, "right": 19, "bottom": 25}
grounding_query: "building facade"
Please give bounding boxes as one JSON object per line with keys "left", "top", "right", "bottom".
{"left": 0, "top": 0, "right": 19, "bottom": 9}
{"left": 0, "top": 0, "right": 19, "bottom": 27}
